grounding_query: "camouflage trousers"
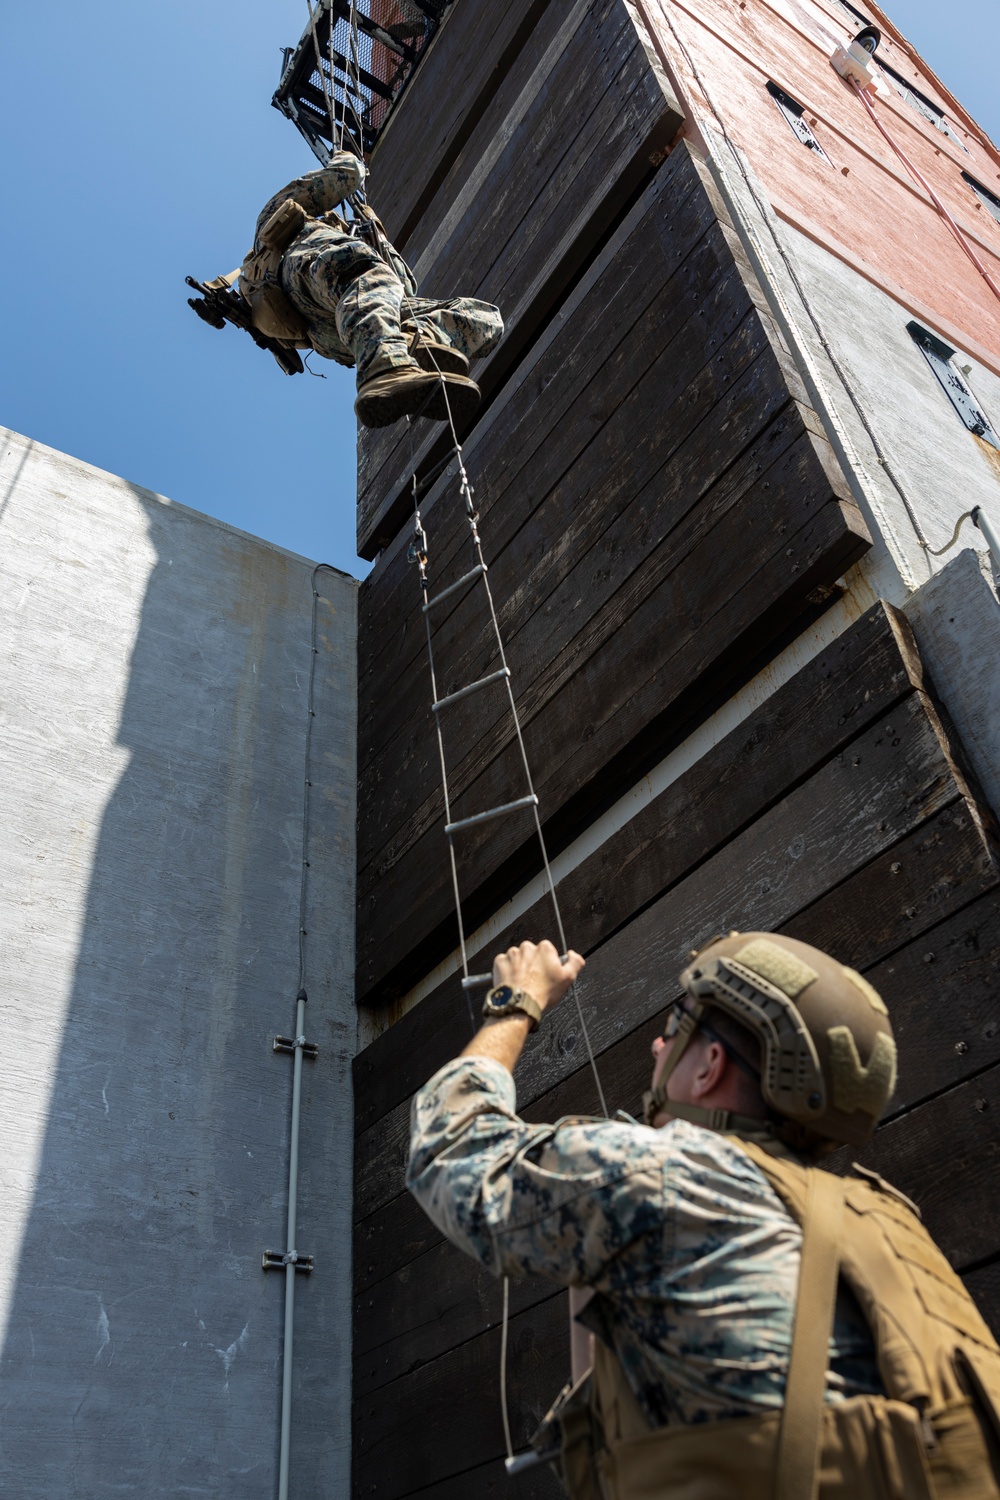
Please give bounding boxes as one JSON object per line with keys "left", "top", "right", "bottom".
{"left": 281, "top": 226, "right": 503, "bottom": 385}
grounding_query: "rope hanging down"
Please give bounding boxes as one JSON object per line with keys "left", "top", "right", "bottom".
{"left": 404, "top": 376, "right": 607, "bottom": 1116}
{"left": 404, "top": 358, "right": 609, "bottom": 1466}
{"left": 307, "top": 0, "right": 611, "bottom": 1453}
{"left": 306, "top": 0, "right": 370, "bottom": 163}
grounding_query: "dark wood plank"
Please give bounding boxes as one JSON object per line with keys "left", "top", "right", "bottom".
{"left": 354, "top": 1234, "right": 553, "bottom": 1398}
{"left": 358, "top": 482, "right": 869, "bottom": 1003}
{"left": 402, "top": 0, "right": 639, "bottom": 275}
{"left": 357, "top": 1, "right": 683, "bottom": 557}
{"left": 356, "top": 883, "right": 1000, "bottom": 1303}
{"left": 783, "top": 801, "right": 999, "bottom": 975}
{"left": 354, "top": 694, "right": 979, "bottom": 1221}
{"left": 353, "top": 602, "right": 927, "bottom": 1134}
{"left": 352, "top": 1294, "right": 569, "bottom": 1500}
{"left": 843, "top": 1064, "right": 1000, "bottom": 1273}
{"left": 368, "top": 0, "right": 553, "bottom": 248}
{"left": 867, "top": 890, "right": 1000, "bottom": 1116}
{"left": 355, "top": 1186, "right": 444, "bottom": 1296}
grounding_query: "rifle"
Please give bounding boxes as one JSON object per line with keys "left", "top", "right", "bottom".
{"left": 185, "top": 273, "right": 305, "bottom": 377}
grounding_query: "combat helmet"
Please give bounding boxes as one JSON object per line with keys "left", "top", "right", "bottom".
{"left": 643, "top": 932, "right": 897, "bottom": 1151}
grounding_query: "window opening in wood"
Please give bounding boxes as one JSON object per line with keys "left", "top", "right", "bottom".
{"left": 766, "top": 82, "right": 830, "bottom": 161}
{"left": 962, "top": 172, "right": 1000, "bottom": 227}
{"left": 908, "top": 322, "right": 1000, "bottom": 449}
{"left": 878, "top": 62, "right": 966, "bottom": 149}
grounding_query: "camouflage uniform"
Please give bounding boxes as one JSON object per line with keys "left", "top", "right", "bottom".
{"left": 407, "top": 1056, "right": 882, "bottom": 1428}
{"left": 254, "top": 156, "right": 503, "bottom": 384}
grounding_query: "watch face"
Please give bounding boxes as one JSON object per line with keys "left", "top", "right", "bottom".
{"left": 487, "top": 984, "right": 514, "bottom": 1009}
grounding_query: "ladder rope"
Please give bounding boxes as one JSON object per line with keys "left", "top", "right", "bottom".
{"left": 306, "top": 0, "right": 338, "bottom": 147}
{"left": 406, "top": 354, "right": 609, "bottom": 1117}
{"left": 305, "top": 0, "right": 367, "bottom": 159}
{"left": 406, "top": 366, "right": 610, "bottom": 1466}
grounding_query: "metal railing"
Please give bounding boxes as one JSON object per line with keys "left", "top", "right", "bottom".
{"left": 272, "top": 0, "right": 450, "bottom": 163}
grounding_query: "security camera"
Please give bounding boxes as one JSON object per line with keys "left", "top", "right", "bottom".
{"left": 831, "top": 24, "right": 889, "bottom": 91}
{"left": 853, "top": 25, "right": 881, "bottom": 55}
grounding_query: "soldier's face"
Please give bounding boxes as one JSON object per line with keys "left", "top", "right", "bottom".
{"left": 650, "top": 1001, "right": 706, "bottom": 1101}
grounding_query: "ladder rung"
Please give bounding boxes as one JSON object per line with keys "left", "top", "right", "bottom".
{"left": 422, "top": 565, "right": 486, "bottom": 612}
{"left": 433, "top": 668, "right": 509, "bottom": 713}
{"left": 460, "top": 973, "right": 493, "bottom": 990}
{"left": 445, "top": 795, "right": 538, "bottom": 837}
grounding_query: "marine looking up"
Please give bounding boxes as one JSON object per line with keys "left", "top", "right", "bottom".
{"left": 406, "top": 934, "right": 1000, "bottom": 1498}
{"left": 244, "top": 150, "right": 503, "bottom": 427}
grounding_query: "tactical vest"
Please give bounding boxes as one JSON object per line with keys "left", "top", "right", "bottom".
{"left": 239, "top": 198, "right": 313, "bottom": 346}
{"left": 562, "top": 1140, "right": 1000, "bottom": 1500}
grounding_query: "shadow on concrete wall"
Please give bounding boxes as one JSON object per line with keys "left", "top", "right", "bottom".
{"left": 0, "top": 471, "right": 354, "bottom": 1499}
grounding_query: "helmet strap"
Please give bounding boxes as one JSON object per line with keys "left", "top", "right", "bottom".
{"left": 640, "top": 1000, "right": 773, "bottom": 1137}
{"left": 641, "top": 1003, "right": 703, "bottom": 1126}
{"left": 648, "top": 1098, "right": 778, "bottom": 1136}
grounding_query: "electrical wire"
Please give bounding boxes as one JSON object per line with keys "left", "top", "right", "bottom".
{"left": 924, "top": 508, "right": 979, "bottom": 557}
{"left": 499, "top": 1276, "right": 514, "bottom": 1461}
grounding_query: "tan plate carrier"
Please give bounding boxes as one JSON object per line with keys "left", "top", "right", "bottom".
{"left": 559, "top": 1140, "right": 1000, "bottom": 1500}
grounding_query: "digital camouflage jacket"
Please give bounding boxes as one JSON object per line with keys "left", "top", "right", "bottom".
{"left": 407, "top": 1056, "right": 882, "bottom": 1427}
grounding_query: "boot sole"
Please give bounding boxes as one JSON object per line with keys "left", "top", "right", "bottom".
{"left": 355, "top": 373, "right": 480, "bottom": 429}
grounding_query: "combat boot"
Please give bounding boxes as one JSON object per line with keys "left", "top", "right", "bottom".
{"left": 355, "top": 366, "right": 481, "bottom": 428}
{"left": 406, "top": 333, "right": 470, "bottom": 377}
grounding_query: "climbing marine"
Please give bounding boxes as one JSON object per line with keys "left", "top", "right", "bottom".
{"left": 189, "top": 149, "right": 503, "bottom": 429}
{"left": 407, "top": 931, "right": 1000, "bottom": 1499}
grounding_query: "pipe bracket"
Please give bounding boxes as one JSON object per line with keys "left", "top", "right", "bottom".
{"left": 262, "top": 1250, "right": 314, "bottom": 1274}
{"left": 273, "top": 1034, "right": 318, "bottom": 1059}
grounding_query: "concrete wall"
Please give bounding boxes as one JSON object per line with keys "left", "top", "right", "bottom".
{"left": 0, "top": 428, "right": 357, "bottom": 1498}
{"left": 700, "top": 140, "right": 1000, "bottom": 813}
{"left": 905, "top": 547, "right": 1000, "bottom": 822}
{"left": 705, "top": 135, "right": 1000, "bottom": 600}
{"left": 778, "top": 217, "right": 1000, "bottom": 582}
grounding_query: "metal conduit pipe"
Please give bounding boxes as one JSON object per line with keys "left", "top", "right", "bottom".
{"left": 974, "top": 507, "right": 1000, "bottom": 573}
{"left": 278, "top": 988, "right": 308, "bottom": 1500}
{"left": 269, "top": 565, "right": 331, "bottom": 1500}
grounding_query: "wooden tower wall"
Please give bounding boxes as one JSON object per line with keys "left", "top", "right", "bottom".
{"left": 351, "top": 2, "right": 1000, "bottom": 1497}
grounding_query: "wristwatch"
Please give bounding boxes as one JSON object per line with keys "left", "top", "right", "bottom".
{"left": 482, "top": 984, "right": 542, "bottom": 1031}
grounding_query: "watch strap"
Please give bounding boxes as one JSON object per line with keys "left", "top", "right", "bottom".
{"left": 482, "top": 986, "right": 542, "bottom": 1031}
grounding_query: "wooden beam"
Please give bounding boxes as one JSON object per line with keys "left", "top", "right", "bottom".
{"left": 368, "top": 0, "right": 554, "bottom": 247}
{"left": 354, "top": 602, "right": 926, "bottom": 1134}
{"left": 352, "top": 1294, "right": 569, "bottom": 1500}
{"left": 354, "top": 1238, "right": 552, "bottom": 1398}
{"left": 868, "top": 890, "right": 1000, "bottom": 1116}
{"left": 357, "top": 12, "right": 684, "bottom": 556}
{"left": 354, "top": 691, "right": 985, "bottom": 1221}
{"left": 844, "top": 1062, "right": 1000, "bottom": 1274}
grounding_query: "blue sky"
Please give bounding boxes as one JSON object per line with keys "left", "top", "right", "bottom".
{"left": 1, "top": 0, "right": 997, "bottom": 580}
